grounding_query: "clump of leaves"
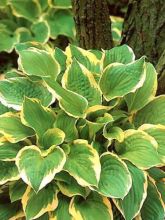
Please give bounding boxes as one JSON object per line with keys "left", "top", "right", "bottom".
{"left": 0, "top": 0, "right": 75, "bottom": 53}
{"left": 0, "top": 43, "right": 165, "bottom": 220}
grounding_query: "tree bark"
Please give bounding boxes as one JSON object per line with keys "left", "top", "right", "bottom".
{"left": 71, "top": 0, "right": 113, "bottom": 50}
{"left": 121, "top": 0, "right": 165, "bottom": 65}
{"left": 157, "top": 49, "right": 165, "bottom": 95}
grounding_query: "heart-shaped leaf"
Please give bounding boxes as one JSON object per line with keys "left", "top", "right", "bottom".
{"left": 64, "top": 139, "right": 101, "bottom": 187}
{"left": 16, "top": 145, "right": 66, "bottom": 192}
{"left": 97, "top": 153, "right": 132, "bottom": 199}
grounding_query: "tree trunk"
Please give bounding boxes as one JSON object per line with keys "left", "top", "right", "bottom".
{"left": 157, "top": 49, "right": 165, "bottom": 95}
{"left": 121, "top": 0, "right": 165, "bottom": 65}
{"left": 71, "top": 0, "right": 113, "bottom": 50}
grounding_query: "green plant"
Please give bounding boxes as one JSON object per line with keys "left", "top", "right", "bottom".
{"left": 0, "top": 43, "right": 165, "bottom": 220}
{"left": 0, "top": 0, "right": 75, "bottom": 53}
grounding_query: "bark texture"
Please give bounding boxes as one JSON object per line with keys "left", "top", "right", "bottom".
{"left": 71, "top": 0, "right": 113, "bottom": 50}
{"left": 121, "top": 0, "right": 165, "bottom": 65}
{"left": 157, "top": 49, "right": 165, "bottom": 95}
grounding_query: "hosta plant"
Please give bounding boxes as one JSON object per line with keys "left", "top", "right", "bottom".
{"left": 0, "top": 43, "right": 165, "bottom": 220}
{"left": 0, "top": 0, "right": 75, "bottom": 53}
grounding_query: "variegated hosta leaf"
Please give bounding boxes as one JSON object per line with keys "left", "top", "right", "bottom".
{"left": 9, "top": 180, "right": 27, "bottom": 202}
{"left": 55, "top": 171, "right": 87, "bottom": 198}
{"left": 141, "top": 180, "right": 165, "bottom": 220}
{"left": 45, "top": 9, "right": 75, "bottom": 39}
{"left": 87, "top": 113, "right": 114, "bottom": 140}
{"left": 0, "top": 141, "right": 22, "bottom": 161}
{"left": 47, "top": 80, "right": 88, "bottom": 118}
{"left": 49, "top": 194, "right": 72, "bottom": 220}
{"left": 21, "top": 97, "right": 55, "bottom": 142}
{"left": 65, "top": 44, "right": 101, "bottom": 74}
{"left": 0, "top": 161, "right": 20, "bottom": 185}
{"left": 0, "top": 101, "right": 14, "bottom": 115}
{"left": 125, "top": 62, "right": 157, "bottom": 113}
{"left": 42, "top": 128, "right": 65, "bottom": 150}
{"left": 16, "top": 145, "right": 66, "bottom": 192}
{"left": 103, "top": 44, "right": 135, "bottom": 68}
{"left": 69, "top": 192, "right": 113, "bottom": 220}
{"left": 115, "top": 130, "right": 161, "bottom": 169}
{"left": 9, "top": 0, "right": 41, "bottom": 22}
{"left": 62, "top": 59, "right": 102, "bottom": 107}
{"left": 0, "top": 77, "right": 54, "bottom": 110}
{"left": 86, "top": 105, "right": 113, "bottom": 139}
{"left": 156, "top": 181, "right": 165, "bottom": 204}
{"left": 114, "top": 162, "right": 148, "bottom": 220}
{"left": 139, "top": 124, "right": 165, "bottom": 164}
{"left": 22, "top": 183, "right": 58, "bottom": 219}
{"left": 99, "top": 57, "right": 146, "bottom": 101}
{"left": 54, "top": 47, "right": 67, "bottom": 73}
{"left": 0, "top": 113, "right": 34, "bottom": 143}
{"left": 0, "top": 30, "right": 19, "bottom": 53}
{"left": 103, "top": 125, "right": 124, "bottom": 143}
{"left": 18, "top": 47, "right": 60, "bottom": 80}
{"left": 31, "top": 21, "right": 50, "bottom": 43}
{"left": 64, "top": 139, "right": 101, "bottom": 187}
{"left": 0, "top": 201, "right": 22, "bottom": 220}
{"left": 148, "top": 167, "right": 165, "bottom": 181}
{"left": 54, "top": 111, "right": 78, "bottom": 142}
{"left": 96, "top": 153, "right": 132, "bottom": 199}
{"left": 133, "top": 96, "right": 165, "bottom": 128}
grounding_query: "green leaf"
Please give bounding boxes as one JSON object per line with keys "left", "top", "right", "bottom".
{"left": 54, "top": 47, "right": 67, "bottom": 73}
{"left": 0, "top": 141, "right": 22, "bottom": 161}
{"left": 64, "top": 139, "right": 101, "bottom": 187}
{"left": 0, "top": 113, "right": 34, "bottom": 143}
{"left": 56, "top": 171, "right": 87, "bottom": 198}
{"left": 141, "top": 180, "right": 165, "bottom": 220}
{"left": 54, "top": 111, "right": 78, "bottom": 142}
{"left": 69, "top": 192, "right": 113, "bottom": 220}
{"left": 62, "top": 59, "right": 102, "bottom": 106}
{"left": 65, "top": 44, "right": 101, "bottom": 74}
{"left": 9, "top": 0, "right": 41, "bottom": 22}
{"left": 45, "top": 9, "right": 75, "bottom": 39}
{"left": 0, "top": 30, "right": 19, "bottom": 53}
{"left": 133, "top": 96, "right": 165, "bottom": 128}
{"left": 115, "top": 130, "right": 161, "bottom": 169}
{"left": 148, "top": 167, "right": 165, "bottom": 181}
{"left": 9, "top": 180, "right": 27, "bottom": 202}
{"left": 42, "top": 128, "right": 65, "bottom": 149}
{"left": 103, "top": 125, "right": 124, "bottom": 142}
{"left": 103, "top": 44, "right": 135, "bottom": 68}
{"left": 139, "top": 124, "right": 165, "bottom": 164}
{"left": 156, "top": 181, "right": 165, "bottom": 204}
{"left": 0, "top": 201, "right": 22, "bottom": 220}
{"left": 50, "top": 194, "right": 72, "bottom": 220}
{"left": 31, "top": 21, "right": 50, "bottom": 43}
{"left": 0, "top": 102, "right": 14, "bottom": 115}
{"left": 97, "top": 153, "right": 132, "bottom": 198}
{"left": 125, "top": 62, "right": 157, "bottom": 112}
{"left": 50, "top": 0, "right": 72, "bottom": 8}
{"left": 18, "top": 47, "right": 60, "bottom": 80}
{"left": 22, "top": 183, "right": 58, "bottom": 219}
{"left": 21, "top": 97, "right": 55, "bottom": 141}
{"left": 0, "top": 161, "right": 19, "bottom": 185}
{"left": 47, "top": 80, "right": 88, "bottom": 118}
{"left": 99, "top": 57, "right": 146, "bottom": 101}
{"left": 0, "top": 77, "right": 54, "bottom": 110}
{"left": 114, "top": 162, "right": 148, "bottom": 220}
{"left": 16, "top": 145, "right": 66, "bottom": 192}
